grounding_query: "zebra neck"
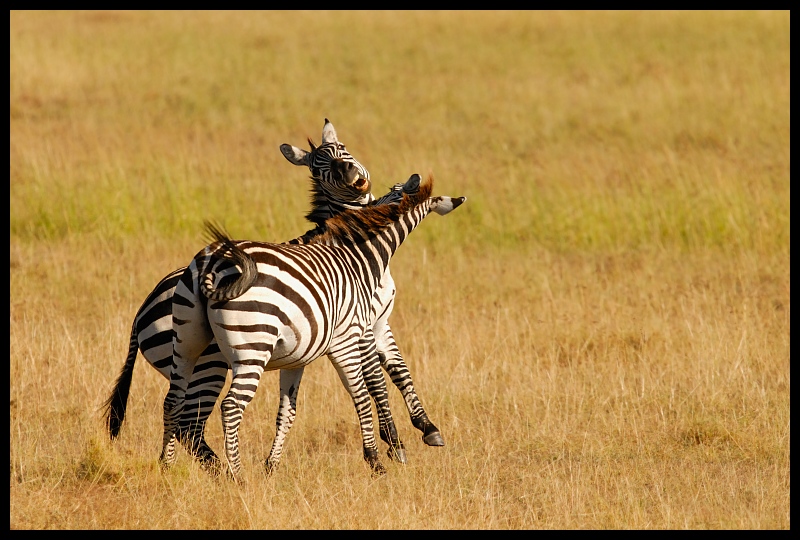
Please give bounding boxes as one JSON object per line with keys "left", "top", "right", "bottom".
{"left": 341, "top": 202, "right": 434, "bottom": 290}
{"left": 286, "top": 225, "right": 325, "bottom": 245}
{"left": 305, "top": 187, "right": 375, "bottom": 226}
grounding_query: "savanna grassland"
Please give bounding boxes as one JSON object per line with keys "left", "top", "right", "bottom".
{"left": 10, "top": 10, "right": 789, "bottom": 529}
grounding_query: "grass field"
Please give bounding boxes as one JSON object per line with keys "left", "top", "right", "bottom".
{"left": 10, "top": 10, "right": 790, "bottom": 529}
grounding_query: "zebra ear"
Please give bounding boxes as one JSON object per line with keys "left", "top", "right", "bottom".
{"left": 321, "top": 118, "right": 338, "bottom": 145}
{"left": 280, "top": 144, "right": 310, "bottom": 166}
{"left": 402, "top": 174, "right": 421, "bottom": 194}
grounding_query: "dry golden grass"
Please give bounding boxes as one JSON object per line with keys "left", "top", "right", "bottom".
{"left": 10, "top": 10, "right": 789, "bottom": 529}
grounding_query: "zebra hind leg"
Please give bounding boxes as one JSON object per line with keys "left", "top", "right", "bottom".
{"left": 264, "top": 367, "right": 305, "bottom": 476}
{"left": 379, "top": 422, "right": 407, "bottom": 464}
{"left": 360, "top": 331, "right": 407, "bottom": 464}
{"left": 377, "top": 350, "right": 445, "bottom": 447}
{"left": 329, "top": 346, "right": 387, "bottom": 477}
{"left": 374, "top": 324, "right": 445, "bottom": 447}
{"left": 219, "top": 360, "right": 268, "bottom": 482}
{"left": 160, "top": 342, "right": 206, "bottom": 470}
{"left": 159, "top": 392, "right": 182, "bottom": 469}
{"left": 177, "top": 358, "right": 228, "bottom": 476}
{"left": 178, "top": 421, "right": 223, "bottom": 477}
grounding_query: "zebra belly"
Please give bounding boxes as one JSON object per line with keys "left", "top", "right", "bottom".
{"left": 207, "top": 286, "right": 334, "bottom": 371}
{"left": 372, "top": 270, "right": 396, "bottom": 323}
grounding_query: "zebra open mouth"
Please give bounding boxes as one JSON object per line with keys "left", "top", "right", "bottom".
{"left": 352, "top": 176, "right": 370, "bottom": 193}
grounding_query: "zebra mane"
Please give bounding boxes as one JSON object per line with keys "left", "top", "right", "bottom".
{"left": 304, "top": 180, "right": 373, "bottom": 225}
{"left": 311, "top": 175, "right": 434, "bottom": 245}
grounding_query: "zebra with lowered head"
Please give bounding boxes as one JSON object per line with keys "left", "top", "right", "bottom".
{"left": 104, "top": 119, "right": 443, "bottom": 474}
{"left": 163, "top": 174, "right": 464, "bottom": 478}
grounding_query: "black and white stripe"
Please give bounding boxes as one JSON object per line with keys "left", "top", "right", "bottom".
{"left": 104, "top": 120, "right": 443, "bottom": 473}
{"left": 162, "top": 176, "right": 464, "bottom": 478}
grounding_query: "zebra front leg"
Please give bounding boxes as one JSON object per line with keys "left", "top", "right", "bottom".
{"left": 329, "top": 346, "right": 386, "bottom": 477}
{"left": 264, "top": 367, "right": 304, "bottom": 476}
{"left": 359, "top": 330, "right": 407, "bottom": 464}
{"left": 374, "top": 321, "right": 444, "bottom": 447}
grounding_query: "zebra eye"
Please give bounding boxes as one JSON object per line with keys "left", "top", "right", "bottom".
{"left": 311, "top": 167, "right": 320, "bottom": 176}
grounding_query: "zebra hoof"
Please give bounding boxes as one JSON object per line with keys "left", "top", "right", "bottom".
{"left": 200, "top": 457, "right": 223, "bottom": 477}
{"left": 264, "top": 460, "right": 279, "bottom": 477}
{"left": 365, "top": 451, "right": 387, "bottom": 477}
{"left": 158, "top": 453, "right": 176, "bottom": 471}
{"left": 387, "top": 445, "right": 408, "bottom": 464}
{"left": 370, "top": 461, "right": 387, "bottom": 477}
{"left": 423, "top": 430, "right": 445, "bottom": 447}
{"left": 225, "top": 467, "right": 244, "bottom": 485}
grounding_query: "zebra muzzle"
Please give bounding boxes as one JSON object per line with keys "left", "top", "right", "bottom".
{"left": 352, "top": 176, "right": 370, "bottom": 193}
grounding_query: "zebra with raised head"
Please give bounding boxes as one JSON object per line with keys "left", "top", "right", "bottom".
{"left": 103, "top": 119, "right": 442, "bottom": 473}
{"left": 163, "top": 175, "right": 464, "bottom": 478}
{"left": 281, "top": 122, "right": 447, "bottom": 446}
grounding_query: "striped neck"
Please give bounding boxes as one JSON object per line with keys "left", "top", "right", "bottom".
{"left": 309, "top": 195, "right": 440, "bottom": 291}
{"left": 305, "top": 183, "right": 375, "bottom": 226}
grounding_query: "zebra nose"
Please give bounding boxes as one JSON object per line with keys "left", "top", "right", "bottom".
{"left": 332, "top": 160, "right": 359, "bottom": 184}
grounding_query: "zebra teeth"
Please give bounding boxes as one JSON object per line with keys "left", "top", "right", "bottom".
{"left": 352, "top": 176, "right": 369, "bottom": 193}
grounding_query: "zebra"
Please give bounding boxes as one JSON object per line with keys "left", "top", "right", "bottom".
{"left": 162, "top": 174, "right": 464, "bottom": 478}
{"left": 103, "top": 119, "right": 443, "bottom": 473}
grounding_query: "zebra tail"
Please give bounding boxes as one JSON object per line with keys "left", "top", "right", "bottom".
{"left": 200, "top": 220, "right": 258, "bottom": 301}
{"left": 102, "top": 322, "right": 139, "bottom": 440}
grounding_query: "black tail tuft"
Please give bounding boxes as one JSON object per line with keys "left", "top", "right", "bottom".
{"left": 202, "top": 220, "right": 231, "bottom": 247}
{"left": 102, "top": 325, "right": 139, "bottom": 440}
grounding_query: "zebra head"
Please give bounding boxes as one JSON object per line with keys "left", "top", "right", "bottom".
{"left": 280, "top": 119, "right": 373, "bottom": 224}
